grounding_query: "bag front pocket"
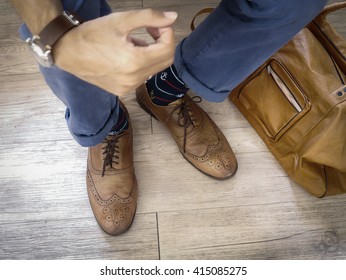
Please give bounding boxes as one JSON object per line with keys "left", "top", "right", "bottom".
{"left": 237, "top": 59, "right": 310, "bottom": 141}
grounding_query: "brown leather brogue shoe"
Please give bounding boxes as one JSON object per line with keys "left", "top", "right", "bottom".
{"left": 136, "top": 84, "right": 238, "bottom": 180}
{"left": 86, "top": 104, "right": 137, "bottom": 235}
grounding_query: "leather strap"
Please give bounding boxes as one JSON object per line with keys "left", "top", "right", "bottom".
{"left": 39, "top": 11, "right": 81, "bottom": 48}
{"left": 319, "top": 1, "right": 346, "bottom": 18}
{"left": 190, "top": 8, "right": 214, "bottom": 31}
{"left": 190, "top": 2, "right": 346, "bottom": 31}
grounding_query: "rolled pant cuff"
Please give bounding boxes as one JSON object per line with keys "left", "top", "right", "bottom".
{"left": 174, "top": 40, "right": 230, "bottom": 103}
{"left": 67, "top": 104, "right": 119, "bottom": 147}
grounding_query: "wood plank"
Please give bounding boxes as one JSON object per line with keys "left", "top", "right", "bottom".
{"left": 0, "top": 128, "right": 312, "bottom": 221}
{"left": 107, "top": 0, "right": 143, "bottom": 9}
{"left": 0, "top": 213, "right": 159, "bottom": 260}
{"left": 158, "top": 201, "right": 346, "bottom": 259}
{"left": 0, "top": 87, "right": 152, "bottom": 145}
{"left": 0, "top": 127, "right": 271, "bottom": 215}
{"left": 1, "top": 116, "right": 346, "bottom": 216}
{"left": 0, "top": 1, "right": 22, "bottom": 41}
{"left": 134, "top": 147, "right": 323, "bottom": 214}
{"left": 0, "top": 40, "right": 38, "bottom": 77}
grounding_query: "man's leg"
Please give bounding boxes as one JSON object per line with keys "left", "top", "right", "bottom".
{"left": 137, "top": 0, "right": 327, "bottom": 180}
{"left": 20, "top": 0, "right": 137, "bottom": 235}
{"left": 174, "top": 0, "right": 328, "bottom": 102}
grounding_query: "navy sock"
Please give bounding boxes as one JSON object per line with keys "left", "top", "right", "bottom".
{"left": 146, "top": 65, "right": 190, "bottom": 106}
{"left": 108, "top": 105, "right": 129, "bottom": 136}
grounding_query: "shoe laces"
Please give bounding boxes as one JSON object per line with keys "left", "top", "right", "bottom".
{"left": 101, "top": 134, "right": 121, "bottom": 177}
{"left": 170, "top": 96, "right": 202, "bottom": 153}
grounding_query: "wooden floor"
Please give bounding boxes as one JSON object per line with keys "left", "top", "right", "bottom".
{"left": 1, "top": 0, "right": 346, "bottom": 260}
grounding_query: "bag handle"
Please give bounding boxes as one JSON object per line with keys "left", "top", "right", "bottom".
{"left": 190, "top": 2, "right": 346, "bottom": 31}
{"left": 319, "top": 1, "right": 346, "bottom": 18}
{"left": 190, "top": 8, "right": 214, "bottom": 31}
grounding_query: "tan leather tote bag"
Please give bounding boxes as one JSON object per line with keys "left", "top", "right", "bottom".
{"left": 229, "top": 2, "right": 346, "bottom": 197}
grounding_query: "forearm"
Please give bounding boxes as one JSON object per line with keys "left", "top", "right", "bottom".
{"left": 11, "top": 1, "right": 177, "bottom": 97}
{"left": 11, "top": 0, "right": 63, "bottom": 34}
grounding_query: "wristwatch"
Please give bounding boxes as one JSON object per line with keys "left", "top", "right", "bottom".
{"left": 26, "top": 11, "right": 81, "bottom": 67}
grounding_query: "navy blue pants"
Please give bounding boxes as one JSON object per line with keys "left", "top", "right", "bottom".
{"left": 20, "top": 0, "right": 327, "bottom": 147}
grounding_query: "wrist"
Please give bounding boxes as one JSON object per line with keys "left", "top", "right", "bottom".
{"left": 26, "top": 11, "right": 82, "bottom": 67}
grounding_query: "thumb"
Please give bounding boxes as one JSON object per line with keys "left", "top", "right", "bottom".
{"left": 115, "top": 9, "right": 178, "bottom": 34}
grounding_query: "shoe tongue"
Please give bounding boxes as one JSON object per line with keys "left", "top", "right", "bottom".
{"left": 167, "top": 98, "right": 184, "bottom": 106}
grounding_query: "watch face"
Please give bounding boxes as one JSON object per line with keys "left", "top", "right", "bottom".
{"left": 26, "top": 36, "right": 54, "bottom": 67}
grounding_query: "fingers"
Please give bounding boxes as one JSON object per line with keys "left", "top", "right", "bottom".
{"left": 55, "top": 8, "right": 178, "bottom": 97}
{"left": 137, "top": 26, "right": 175, "bottom": 63}
{"left": 111, "top": 55, "right": 174, "bottom": 96}
{"left": 126, "top": 26, "right": 175, "bottom": 92}
{"left": 108, "top": 8, "right": 177, "bottom": 67}
{"left": 114, "top": 9, "right": 178, "bottom": 34}
{"left": 143, "top": 62, "right": 174, "bottom": 83}
{"left": 127, "top": 36, "right": 149, "bottom": 47}
{"left": 146, "top": 27, "right": 161, "bottom": 41}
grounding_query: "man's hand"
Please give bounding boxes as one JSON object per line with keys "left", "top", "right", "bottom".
{"left": 54, "top": 9, "right": 178, "bottom": 96}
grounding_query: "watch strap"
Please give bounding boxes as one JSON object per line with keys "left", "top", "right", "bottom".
{"left": 39, "top": 11, "right": 81, "bottom": 48}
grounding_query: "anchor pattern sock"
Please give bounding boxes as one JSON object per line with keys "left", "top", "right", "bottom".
{"left": 108, "top": 105, "right": 129, "bottom": 135}
{"left": 146, "top": 65, "right": 190, "bottom": 106}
